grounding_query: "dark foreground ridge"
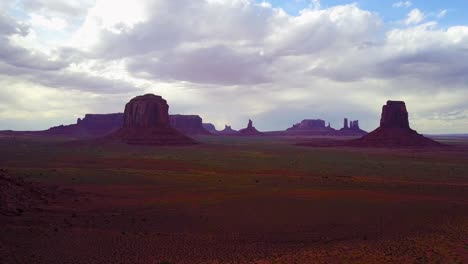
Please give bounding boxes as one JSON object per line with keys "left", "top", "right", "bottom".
{"left": 109, "top": 94, "right": 196, "bottom": 145}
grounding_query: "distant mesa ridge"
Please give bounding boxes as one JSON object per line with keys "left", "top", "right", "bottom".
{"left": 283, "top": 118, "right": 366, "bottom": 136}
{"left": 170, "top": 115, "right": 211, "bottom": 135}
{"left": 48, "top": 113, "right": 124, "bottom": 137}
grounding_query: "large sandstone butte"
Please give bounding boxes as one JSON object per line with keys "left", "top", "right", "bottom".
{"left": 238, "top": 119, "right": 263, "bottom": 136}
{"left": 170, "top": 115, "right": 211, "bottom": 135}
{"left": 110, "top": 94, "right": 195, "bottom": 145}
{"left": 350, "top": 101, "right": 441, "bottom": 147}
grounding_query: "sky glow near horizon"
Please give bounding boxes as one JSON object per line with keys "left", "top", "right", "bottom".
{"left": 0, "top": 0, "right": 467, "bottom": 133}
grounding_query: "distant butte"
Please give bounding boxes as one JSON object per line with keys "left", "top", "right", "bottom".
{"left": 219, "top": 125, "right": 238, "bottom": 135}
{"left": 349, "top": 101, "right": 442, "bottom": 147}
{"left": 170, "top": 115, "right": 211, "bottom": 135}
{"left": 238, "top": 119, "right": 263, "bottom": 136}
{"left": 109, "top": 94, "right": 195, "bottom": 145}
{"left": 203, "top": 123, "right": 218, "bottom": 134}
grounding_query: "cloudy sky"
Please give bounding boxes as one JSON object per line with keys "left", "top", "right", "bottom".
{"left": 0, "top": 0, "right": 467, "bottom": 133}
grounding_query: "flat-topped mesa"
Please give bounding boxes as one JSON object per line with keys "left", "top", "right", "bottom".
{"left": 343, "top": 118, "right": 349, "bottom": 129}
{"left": 169, "top": 115, "right": 211, "bottom": 135}
{"left": 238, "top": 119, "right": 262, "bottom": 136}
{"left": 110, "top": 94, "right": 195, "bottom": 145}
{"left": 77, "top": 113, "right": 124, "bottom": 129}
{"left": 380, "top": 100, "right": 410, "bottom": 129}
{"left": 286, "top": 119, "right": 336, "bottom": 135}
{"left": 287, "top": 119, "right": 326, "bottom": 131}
{"left": 47, "top": 113, "right": 124, "bottom": 137}
{"left": 350, "top": 100, "right": 442, "bottom": 148}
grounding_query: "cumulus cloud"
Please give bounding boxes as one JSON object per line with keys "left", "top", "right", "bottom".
{"left": 0, "top": 0, "right": 467, "bottom": 133}
{"left": 405, "top": 8, "right": 425, "bottom": 25}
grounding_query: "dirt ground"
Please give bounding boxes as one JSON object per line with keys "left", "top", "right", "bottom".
{"left": 0, "top": 135, "right": 467, "bottom": 263}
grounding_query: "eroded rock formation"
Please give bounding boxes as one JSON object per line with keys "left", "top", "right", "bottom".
{"left": 350, "top": 101, "right": 441, "bottom": 147}
{"left": 203, "top": 123, "right": 218, "bottom": 133}
{"left": 238, "top": 119, "right": 262, "bottom": 136}
{"left": 169, "top": 115, "right": 210, "bottom": 135}
{"left": 219, "top": 125, "right": 238, "bottom": 135}
{"left": 339, "top": 118, "right": 367, "bottom": 135}
{"left": 110, "top": 94, "right": 195, "bottom": 145}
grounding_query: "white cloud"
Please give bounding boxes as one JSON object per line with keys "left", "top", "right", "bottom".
{"left": 405, "top": 8, "right": 424, "bottom": 25}
{"left": 29, "top": 14, "right": 68, "bottom": 31}
{"left": 393, "top": 1, "right": 412, "bottom": 8}
{"left": 437, "top": 9, "right": 448, "bottom": 19}
{"left": 0, "top": 0, "right": 467, "bottom": 133}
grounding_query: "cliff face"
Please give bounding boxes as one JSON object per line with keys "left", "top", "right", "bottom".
{"left": 110, "top": 94, "right": 195, "bottom": 145}
{"left": 380, "top": 101, "right": 410, "bottom": 129}
{"left": 169, "top": 115, "right": 210, "bottom": 135}
{"left": 351, "top": 101, "right": 441, "bottom": 147}
{"left": 123, "top": 94, "right": 170, "bottom": 128}
{"left": 203, "top": 123, "right": 218, "bottom": 133}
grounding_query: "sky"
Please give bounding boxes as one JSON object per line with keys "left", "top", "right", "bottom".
{"left": 0, "top": 0, "right": 467, "bottom": 133}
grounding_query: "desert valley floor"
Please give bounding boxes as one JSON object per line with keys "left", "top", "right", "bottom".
{"left": 0, "top": 135, "right": 467, "bottom": 263}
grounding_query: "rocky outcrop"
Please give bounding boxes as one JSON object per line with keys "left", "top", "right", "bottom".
{"left": 169, "top": 115, "right": 210, "bottom": 135}
{"left": 238, "top": 119, "right": 262, "bottom": 136}
{"left": 203, "top": 123, "right": 218, "bottom": 133}
{"left": 350, "top": 101, "right": 442, "bottom": 147}
{"left": 343, "top": 118, "right": 349, "bottom": 129}
{"left": 219, "top": 125, "right": 238, "bottom": 135}
{"left": 339, "top": 118, "right": 367, "bottom": 135}
{"left": 110, "top": 94, "right": 195, "bottom": 145}
{"left": 0, "top": 169, "right": 51, "bottom": 216}
{"left": 47, "top": 113, "right": 124, "bottom": 138}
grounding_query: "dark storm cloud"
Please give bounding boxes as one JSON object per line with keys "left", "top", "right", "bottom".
{"left": 0, "top": 13, "right": 68, "bottom": 71}
{"left": 0, "top": 62, "right": 138, "bottom": 94}
{"left": 0, "top": 13, "right": 28, "bottom": 35}
{"left": 0, "top": 12, "right": 135, "bottom": 94}
{"left": 127, "top": 45, "right": 272, "bottom": 85}
{"left": 374, "top": 49, "right": 468, "bottom": 86}
{"left": 91, "top": 0, "right": 277, "bottom": 59}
